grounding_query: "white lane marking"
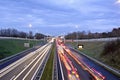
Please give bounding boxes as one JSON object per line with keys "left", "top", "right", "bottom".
{"left": 58, "top": 51, "right": 65, "bottom": 80}
{"left": 31, "top": 45, "right": 52, "bottom": 80}
{"left": 10, "top": 75, "right": 15, "bottom": 80}
{"left": 14, "top": 45, "right": 51, "bottom": 80}
{"left": 0, "top": 52, "right": 34, "bottom": 78}
{"left": 0, "top": 43, "right": 48, "bottom": 78}
{"left": 23, "top": 45, "right": 52, "bottom": 80}
{"left": 0, "top": 43, "right": 47, "bottom": 73}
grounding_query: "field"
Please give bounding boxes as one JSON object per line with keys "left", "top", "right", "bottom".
{"left": 0, "top": 39, "right": 42, "bottom": 59}
{"left": 67, "top": 40, "right": 120, "bottom": 70}
{"left": 67, "top": 41, "right": 105, "bottom": 58}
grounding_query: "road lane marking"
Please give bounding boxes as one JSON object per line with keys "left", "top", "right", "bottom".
{"left": 23, "top": 45, "right": 52, "bottom": 80}
{"left": 10, "top": 75, "right": 15, "bottom": 80}
{"left": 0, "top": 43, "right": 47, "bottom": 73}
{"left": 0, "top": 52, "right": 34, "bottom": 78}
{"left": 31, "top": 45, "right": 52, "bottom": 80}
{"left": 0, "top": 43, "right": 48, "bottom": 78}
{"left": 13, "top": 45, "right": 51, "bottom": 80}
{"left": 58, "top": 51, "right": 65, "bottom": 80}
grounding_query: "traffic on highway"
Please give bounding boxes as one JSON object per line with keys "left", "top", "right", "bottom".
{"left": 56, "top": 38, "right": 105, "bottom": 80}
{"left": 0, "top": 38, "right": 120, "bottom": 80}
{"left": 0, "top": 40, "right": 53, "bottom": 80}
{"left": 0, "top": 0, "right": 120, "bottom": 80}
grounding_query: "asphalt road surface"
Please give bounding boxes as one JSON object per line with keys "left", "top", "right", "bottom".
{"left": 70, "top": 48, "right": 120, "bottom": 80}
{"left": 0, "top": 42, "right": 52, "bottom": 80}
{"left": 56, "top": 38, "right": 120, "bottom": 80}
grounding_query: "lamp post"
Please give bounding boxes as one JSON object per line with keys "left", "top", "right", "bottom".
{"left": 75, "top": 25, "right": 79, "bottom": 47}
{"left": 33, "top": 29, "right": 37, "bottom": 48}
{"left": 28, "top": 23, "right": 32, "bottom": 47}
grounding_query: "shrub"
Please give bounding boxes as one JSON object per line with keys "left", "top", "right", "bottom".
{"left": 101, "top": 39, "right": 120, "bottom": 56}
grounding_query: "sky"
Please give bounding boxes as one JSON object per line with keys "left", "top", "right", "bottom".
{"left": 0, "top": 0, "right": 120, "bottom": 36}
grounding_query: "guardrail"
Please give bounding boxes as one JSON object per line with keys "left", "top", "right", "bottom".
{"left": 33, "top": 44, "right": 53, "bottom": 80}
{"left": 0, "top": 37, "right": 42, "bottom": 41}
{"left": 66, "top": 37, "right": 120, "bottom": 42}
{"left": 57, "top": 49, "right": 65, "bottom": 80}
{"left": 72, "top": 48, "right": 120, "bottom": 77}
{"left": 0, "top": 47, "right": 34, "bottom": 63}
{"left": 52, "top": 48, "right": 58, "bottom": 80}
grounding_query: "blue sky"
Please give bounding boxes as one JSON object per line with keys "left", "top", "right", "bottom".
{"left": 0, "top": 0, "right": 120, "bottom": 36}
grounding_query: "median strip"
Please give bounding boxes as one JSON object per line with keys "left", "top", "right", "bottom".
{"left": 40, "top": 44, "right": 55, "bottom": 80}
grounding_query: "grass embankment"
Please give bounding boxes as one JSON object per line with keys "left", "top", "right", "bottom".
{"left": 101, "top": 39, "right": 120, "bottom": 69}
{"left": 68, "top": 41, "right": 105, "bottom": 58}
{"left": 0, "top": 39, "right": 41, "bottom": 59}
{"left": 40, "top": 44, "right": 54, "bottom": 80}
{"left": 67, "top": 40, "right": 120, "bottom": 70}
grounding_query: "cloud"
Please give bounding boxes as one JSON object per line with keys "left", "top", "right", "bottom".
{"left": 116, "top": 0, "right": 120, "bottom": 4}
{"left": 0, "top": 0, "right": 120, "bottom": 35}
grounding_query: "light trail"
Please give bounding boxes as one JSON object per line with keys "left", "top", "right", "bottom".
{"left": 56, "top": 39, "right": 80, "bottom": 80}
{"left": 63, "top": 45, "right": 105, "bottom": 80}
{"left": 56, "top": 38, "right": 105, "bottom": 80}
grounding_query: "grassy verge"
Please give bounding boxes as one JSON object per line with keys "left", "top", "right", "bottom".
{"left": 67, "top": 41, "right": 120, "bottom": 70}
{"left": 67, "top": 41, "right": 106, "bottom": 58}
{"left": 0, "top": 39, "right": 42, "bottom": 59}
{"left": 40, "top": 44, "right": 54, "bottom": 80}
{"left": 100, "top": 40, "right": 120, "bottom": 69}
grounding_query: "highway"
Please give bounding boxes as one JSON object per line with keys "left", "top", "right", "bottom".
{"left": 56, "top": 38, "right": 120, "bottom": 80}
{"left": 0, "top": 38, "right": 119, "bottom": 80}
{"left": 0, "top": 42, "right": 53, "bottom": 80}
{"left": 56, "top": 40, "right": 97, "bottom": 80}
{"left": 0, "top": 41, "right": 46, "bottom": 70}
{"left": 70, "top": 48, "right": 120, "bottom": 80}
{"left": 0, "top": 47, "right": 39, "bottom": 70}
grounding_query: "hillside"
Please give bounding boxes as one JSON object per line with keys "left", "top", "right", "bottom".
{"left": 67, "top": 39, "right": 120, "bottom": 70}
{"left": 0, "top": 39, "right": 41, "bottom": 59}
{"left": 100, "top": 39, "right": 120, "bottom": 69}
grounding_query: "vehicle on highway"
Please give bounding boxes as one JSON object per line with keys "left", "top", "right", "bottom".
{"left": 57, "top": 38, "right": 106, "bottom": 80}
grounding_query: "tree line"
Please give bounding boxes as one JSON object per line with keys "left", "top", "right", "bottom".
{"left": 65, "top": 27, "right": 120, "bottom": 39}
{"left": 0, "top": 28, "right": 46, "bottom": 39}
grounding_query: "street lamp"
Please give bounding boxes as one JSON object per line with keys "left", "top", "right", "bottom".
{"left": 75, "top": 25, "right": 79, "bottom": 47}
{"left": 33, "top": 30, "right": 37, "bottom": 48}
{"left": 28, "top": 24, "right": 32, "bottom": 38}
{"left": 28, "top": 23, "right": 32, "bottom": 47}
{"left": 29, "top": 24, "right": 32, "bottom": 28}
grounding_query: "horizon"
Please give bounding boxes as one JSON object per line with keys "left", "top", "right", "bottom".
{"left": 0, "top": 0, "right": 120, "bottom": 36}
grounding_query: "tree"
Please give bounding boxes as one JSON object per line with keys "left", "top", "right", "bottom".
{"left": 28, "top": 31, "right": 33, "bottom": 39}
{"left": 35, "top": 33, "right": 45, "bottom": 39}
{"left": 0, "top": 28, "right": 47, "bottom": 39}
{"left": 11, "top": 29, "right": 19, "bottom": 37}
{"left": 65, "top": 27, "right": 120, "bottom": 39}
{"left": 19, "top": 32, "right": 27, "bottom": 38}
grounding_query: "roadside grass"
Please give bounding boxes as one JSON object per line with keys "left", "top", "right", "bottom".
{"left": 67, "top": 41, "right": 120, "bottom": 70}
{"left": 40, "top": 44, "right": 54, "bottom": 80}
{"left": 67, "top": 41, "right": 106, "bottom": 59}
{"left": 0, "top": 39, "right": 42, "bottom": 59}
{"left": 79, "top": 41, "right": 105, "bottom": 59}
{"left": 100, "top": 39, "right": 120, "bottom": 69}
